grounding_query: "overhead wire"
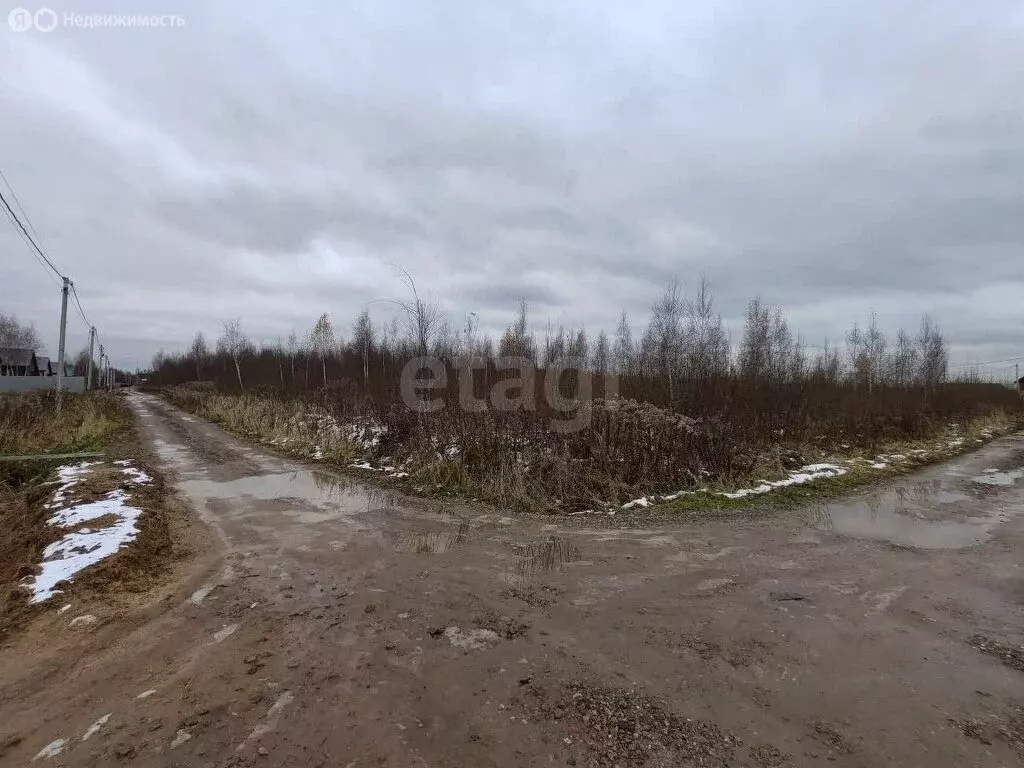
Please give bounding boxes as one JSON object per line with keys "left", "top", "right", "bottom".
{"left": 0, "top": 186, "right": 64, "bottom": 280}
{"left": 0, "top": 166, "right": 107, "bottom": 367}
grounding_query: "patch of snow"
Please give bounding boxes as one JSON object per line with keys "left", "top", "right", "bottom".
{"left": 119, "top": 466, "right": 152, "bottom": 485}
{"left": 44, "top": 461, "right": 101, "bottom": 509}
{"left": 69, "top": 614, "right": 97, "bottom": 627}
{"left": 349, "top": 461, "right": 374, "bottom": 470}
{"left": 33, "top": 738, "right": 67, "bottom": 760}
{"left": 25, "top": 462, "right": 153, "bottom": 604}
{"left": 136, "top": 689, "right": 157, "bottom": 699}
{"left": 718, "top": 463, "right": 848, "bottom": 500}
{"left": 622, "top": 496, "right": 653, "bottom": 509}
{"left": 870, "top": 462, "right": 888, "bottom": 469}
{"left": 312, "top": 447, "right": 325, "bottom": 460}
{"left": 82, "top": 713, "right": 111, "bottom": 741}
{"left": 58, "top": 604, "right": 71, "bottom": 614}
{"left": 27, "top": 492, "right": 144, "bottom": 604}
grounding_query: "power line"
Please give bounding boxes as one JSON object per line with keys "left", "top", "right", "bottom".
{"left": 71, "top": 283, "right": 92, "bottom": 329}
{"left": 0, "top": 186, "right": 64, "bottom": 280}
{"left": 949, "top": 355, "right": 1024, "bottom": 370}
{"left": 0, "top": 167, "right": 47, "bottom": 252}
{"left": 0, "top": 194, "right": 59, "bottom": 287}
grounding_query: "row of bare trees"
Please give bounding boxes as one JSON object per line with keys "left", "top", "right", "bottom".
{"left": 150, "top": 277, "right": 951, "bottom": 401}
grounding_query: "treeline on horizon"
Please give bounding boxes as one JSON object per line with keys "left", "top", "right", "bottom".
{"left": 148, "top": 277, "right": 1019, "bottom": 444}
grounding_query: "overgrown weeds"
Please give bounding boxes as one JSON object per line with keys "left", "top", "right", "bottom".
{"left": 164, "top": 383, "right": 1023, "bottom": 513}
{"left": 0, "top": 391, "right": 130, "bottom": 455}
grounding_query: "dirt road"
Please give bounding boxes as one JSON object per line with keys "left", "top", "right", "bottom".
{"left": 2, "top": 392, "right": 1023, "bottom": 766}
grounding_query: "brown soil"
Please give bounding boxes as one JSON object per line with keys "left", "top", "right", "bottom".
{"left": 1, "top": 392, "right": 1023, "bottom": 766}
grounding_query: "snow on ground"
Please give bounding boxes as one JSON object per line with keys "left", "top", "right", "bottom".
{"left": 348, "top": 460, "right": 409, "bottom": 479}
{"left": 718, "top": 463, "right": 848, "bottom": 499}
{"left": 24, "top": 462, "right": 152, "bottom": 604}
{"left": 621, "top": 463, "right": 849, "bottom": 509}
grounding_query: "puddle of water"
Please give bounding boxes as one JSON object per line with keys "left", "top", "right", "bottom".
{"left": 180, "top": 470, "right": 392, "bottom": 524}
{"left": 399, "top": 521, "right": 469, "bottom": 553}
{"left": 811, "top": 485, "right": 1012, "bottom": 549}
{"left": 513, "top": 537, "right": 581, "bottom": 576}
{"left": 972, "top": 469, "right": 1024, "bottom": 487}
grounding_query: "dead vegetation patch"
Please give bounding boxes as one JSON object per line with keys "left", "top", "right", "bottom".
{"left": 968, "top": 633, "right": 1024, "bottom": 673}
{"left": 521, "top": 680, "right": 739, "bottom": 768}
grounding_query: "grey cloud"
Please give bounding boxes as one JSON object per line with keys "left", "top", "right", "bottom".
{"left": 1, "top": 0, "right": 1022, "bottom": 372}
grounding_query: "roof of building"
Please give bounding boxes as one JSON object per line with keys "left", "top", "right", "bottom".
{"left": 0, "top": 347, "right": 36, "bottom": 367}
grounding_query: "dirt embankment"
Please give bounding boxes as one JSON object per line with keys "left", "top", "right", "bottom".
{"left": 0, "top": 391, "right": 204, "bottom": 639}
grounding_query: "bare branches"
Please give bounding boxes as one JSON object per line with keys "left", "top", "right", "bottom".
{"left": 219, "top": 318, "right": 249, "bottom": 391}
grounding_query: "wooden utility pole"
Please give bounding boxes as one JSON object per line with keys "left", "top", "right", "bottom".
{"left": 86, "top": 326, "right": 95, "bottom": 390}
{"left": 56, "top": 277, "right": 70, "bottom": 392}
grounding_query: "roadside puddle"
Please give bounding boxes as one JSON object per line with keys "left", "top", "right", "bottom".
{"left": 513, "top": 537, "right": 581, "bottom": 577}
{"left": 180, "top": 470, "right": 392, "bottom": 524}
{"left": 810, "top": 480, "right": 1017, "bottom": 549}
{"left": 972, "top": 469, "right": 1024, "bottom": 487}
{"left": 399, "top": 521, "right": 470, "bottom": 553}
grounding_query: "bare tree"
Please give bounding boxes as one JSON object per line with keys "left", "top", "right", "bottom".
{"left": 0, "top": 312, "right": 43, "bottom": 350}
{"left": 916, "top": 314, "right": 948, "bottom": 389}
{"left": 219, "top": 318, "right": 249, "bottom": 391}
{"left": 683, "top": 276, "right": 730, "bottom": 380}
{"left": 887, "top": 327, "right": 918, "bottom": 386}
{"left": 151, "top": 349, "right": 166, "bottom": 385}
{"left": 811, "top": 339, "right": 842, "bottom": 382}
{"left": 393, "top": 267, "right": 442, "bottom": 356}
{"left": 592, "top": 330, "right": 610, "bottom": 375}
{"left": 567, "top": 328, "right": 589, "bottom": 363}
{"left": 286, "top": 330, "right": 299, "bottom": 383}
{"left": 189, "top": 331, "right": 208, "bottom": 381}
{"left": 864, "top": 313, "right": 887, "bottom": 392}
{"left": 767, "top": 308, "right": 794, "bottom": 383}
{"left": 613, "top": 310, "right": 634, "bottom": 375}
{"left": 499, "top": 298, "right": 536, "bottom": 361}
{"left": 309, "top": 313, "right": 335, "bottom": 387}
{"left": 645, "top": 279, "right": 685, "bottom": 400}
{"left": 739, "top": 297, "right": 771, "bottom": 380}
{"left": 352, "top": 310, "right": 375, "bottom": 389}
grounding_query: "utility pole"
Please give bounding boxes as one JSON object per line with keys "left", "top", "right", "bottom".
{"left": 86, "top": 326, "right": 96, "bottom": 390}
{"left": 99, "top": 345, "right": 105, "bottom": 391}
{"left": 56, "top": 277, "right": 70, "bottom": 393}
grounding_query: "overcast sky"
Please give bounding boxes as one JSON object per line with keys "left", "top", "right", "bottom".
{"left": 2, "top": 0, "right": 1022, "bottom": 376}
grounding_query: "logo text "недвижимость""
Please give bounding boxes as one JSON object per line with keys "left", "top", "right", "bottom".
{"left": 8, "top": 8, "right": 185, "bottom": 32}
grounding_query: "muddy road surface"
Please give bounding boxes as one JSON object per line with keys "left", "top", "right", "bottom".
{"left": 2, "top": 392, "right": 1023, "bottom": 767}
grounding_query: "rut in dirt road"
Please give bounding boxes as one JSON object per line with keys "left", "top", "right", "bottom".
{"left": 1, "top": 392, "right": 1023, "bottom": 767}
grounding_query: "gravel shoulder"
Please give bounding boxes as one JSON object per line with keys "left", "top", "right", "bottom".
{"left": 1, "top": 391, "right": 1022, "bottom": 767}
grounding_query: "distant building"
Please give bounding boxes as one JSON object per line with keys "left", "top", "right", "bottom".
{"left": 0, "top": 347, "right": 38, "bottom": 376}
{"left": 36, "top": 356, "right": 53, "bottom": 376}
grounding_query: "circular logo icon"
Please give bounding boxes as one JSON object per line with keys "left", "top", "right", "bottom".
{"left": 8, "top": 7, "right": 34, "bottom": 32}
{"left": 33, "top": 7, "right": 57, "bottom": 32}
